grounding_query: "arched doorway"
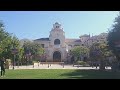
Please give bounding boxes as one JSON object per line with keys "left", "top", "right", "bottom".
{"left": 53, "top": 51, "right": 61, "bottom": 62}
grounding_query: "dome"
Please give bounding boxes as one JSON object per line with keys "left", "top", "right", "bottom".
{"left": 55, "top": 22, "right": 59, "bottom": 24}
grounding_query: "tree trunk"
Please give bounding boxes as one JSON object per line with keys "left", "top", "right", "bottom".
{"left": 116, "top": 55, "right": 120, "bottom": 62}
{"left": 18, "top": 60, "right": 19, "bottom": 68}
{"left": 111, "top": 61, "right": 118, "bottom": 72}
{"left": 100, "top": 60, "right": 105, "bottom": 70}
{"left": 21, "top": 62, "right": 22, "bottom": 66}
{"left": 112, "top": 54, "right": 120, "bottom": 72}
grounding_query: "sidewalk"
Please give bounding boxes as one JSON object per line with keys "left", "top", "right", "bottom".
{"left": 7, "top": 64, "right": 111, "bottom": 70}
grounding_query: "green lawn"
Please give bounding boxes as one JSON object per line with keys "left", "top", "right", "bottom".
{"left": 1, "top": 69, "right": 120, "bottom": 79}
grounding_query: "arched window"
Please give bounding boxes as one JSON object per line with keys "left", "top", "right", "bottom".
{"left": 56, "top": 26, "right": 59, "bottom": 28}
{"left": 54, "top": 39, "right": 60, "bottom": 45}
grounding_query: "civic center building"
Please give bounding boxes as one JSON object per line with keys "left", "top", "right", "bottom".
{"left": 33, "top": 22, "right": 108, "bottom": 62}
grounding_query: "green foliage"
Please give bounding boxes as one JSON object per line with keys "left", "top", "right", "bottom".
{"left": 89, "top": 42, "right": 112, "bottom": 70}
{"left": 23, "top": 41, "right": 44, "bottom": 55}
{"left": 90, "top": 42, "right": 110, "bottom": 59}
{"left": 71, "top": 46, "right": 89, "bottom": 58}
{"left": 0, "top": 21, "right": 20, "bottom": 60}
{"left": 107, "top": 12, "right": 120, "bottom": 60}
{"left": 77, "top": 61, "right": 87, "bottom": 66}
{"left": 32, "top": 60, "right": 38, "bottom": 63}
{"left": 22, "top": 41, "right": 45, "bottom": 62}
{"left": 0, "top": 20, "right": 45, "bottom": 65}
{"left": 99, "top": 43, "right": 110, "bottom": 57}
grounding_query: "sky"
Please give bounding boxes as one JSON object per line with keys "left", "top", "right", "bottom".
{"left": 0, "top": 11, "right": 119, "bottom": 40}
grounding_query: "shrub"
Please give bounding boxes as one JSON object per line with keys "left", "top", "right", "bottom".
{"left": 6, "top": 59, "right": 11, "bottom": 64}
{"left": 77, "top": 61, "right": 87, "bottom": 66}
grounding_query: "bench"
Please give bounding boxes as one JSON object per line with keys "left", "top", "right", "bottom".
{"left": 40, "top": 62, "right": 64, "bottom": 68}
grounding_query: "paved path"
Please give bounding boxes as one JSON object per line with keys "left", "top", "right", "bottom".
{"left": 7, "top": 64, "right": 111, "bottom": 70}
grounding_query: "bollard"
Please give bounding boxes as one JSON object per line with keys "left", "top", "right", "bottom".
{"left": 38, "top": 63, "right": 39, "bottom": 67}
{"left": 33, "top": 64, "right": 34, "bottom": 68}
{"left": 48, "top": 64, "right": 49, "bottom": 68}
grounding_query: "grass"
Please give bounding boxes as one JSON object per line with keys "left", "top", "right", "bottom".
{"left": 1, "top": 69, "right": 120, "bottom": 79}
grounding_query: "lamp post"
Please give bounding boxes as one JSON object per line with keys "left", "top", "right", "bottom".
{"left": 13, "top": 54, "right": 15, "bottom": 70}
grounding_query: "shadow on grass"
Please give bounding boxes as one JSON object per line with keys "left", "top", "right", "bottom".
{"left": 60, "top": 69, "right": 120, "bottom": 79}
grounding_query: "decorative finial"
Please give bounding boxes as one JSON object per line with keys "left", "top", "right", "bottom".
{"left": 55, "top": 22, "right": 59, "bottom": 24}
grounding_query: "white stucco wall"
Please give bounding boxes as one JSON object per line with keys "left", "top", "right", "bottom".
{"left": 33, "top": 23, "right": 108, "bottom": 62}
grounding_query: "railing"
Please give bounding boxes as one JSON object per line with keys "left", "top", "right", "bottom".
{"left": 40, "top": 62, "right": 64, "bottom": 68}
{"left": 54, "top": 45, "right": 60, "bottom": 48}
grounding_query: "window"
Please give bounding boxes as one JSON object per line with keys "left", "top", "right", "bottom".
{"left": 41, "top": 44, "right": 44, "bottom": 48}
{"left": 56, "top": 26, "right": 59, "bottom": 28}
{"left": 54, "top": 39, "right": 60, "bottom": 45}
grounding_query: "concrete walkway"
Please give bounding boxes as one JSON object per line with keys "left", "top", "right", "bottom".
{"left": 7, "top": 64, "right": 111, "bottom": 70}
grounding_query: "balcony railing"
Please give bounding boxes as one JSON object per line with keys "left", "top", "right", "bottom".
{"left": 54, "top": 45, "right": 60, "bottom": 48}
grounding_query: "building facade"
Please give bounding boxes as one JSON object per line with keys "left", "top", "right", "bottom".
{"left": 34, "top": 22, "right": 81, "bottom": 62}
{"left": 33, "top": 22, "right": 108, "bottom": 62}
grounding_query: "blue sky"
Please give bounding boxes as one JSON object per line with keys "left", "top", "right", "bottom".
{"left": 0, "top": 11, "right": 118, "bottom": 40}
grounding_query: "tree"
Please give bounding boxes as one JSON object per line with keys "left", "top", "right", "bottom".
{"left": 0, "top": 21, "right": 11, "bottom": 58}
{"left": 71, "top": 46, "right": 89, "bottom": 62}
{"left": 89, "top": 42, "right": 111, "bottom": 70}
{"left": 108, "top": 12, "right": 120, "bottom": 61}
{"left": 0, "top": 20, "right": 20, "bottom": 66}
{"left": 22, "top": 40, "right": 45, "bottom": 65}
{"left": 30, "top": 42, "right": 45, "bottom": 61}
{"left": 11, "top": 36, "right": 21, "bottom": 66}
{"left": 107, "top": 12, "right": 120, "bottom": 71}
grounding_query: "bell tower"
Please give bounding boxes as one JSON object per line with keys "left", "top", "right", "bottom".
{"left": 48, "top": 22, "right": 67, "bottom": 62}
{"left": 53, "top": 22, "right": 61, "bottom": 29}
{"left": 49, "top": 22, "right": 65, "bottom": 46}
